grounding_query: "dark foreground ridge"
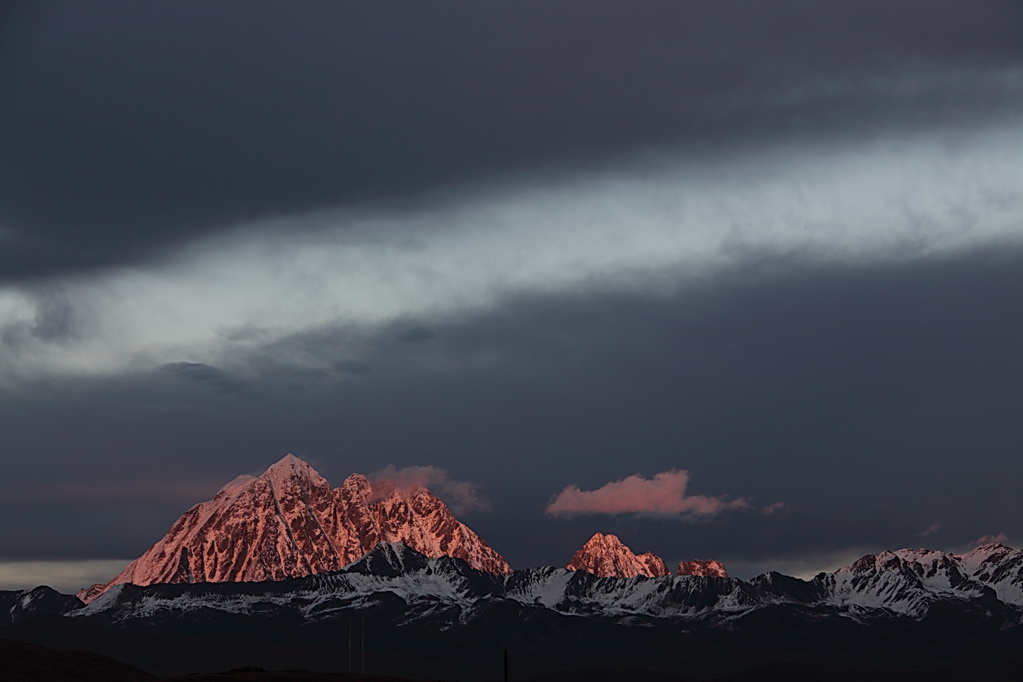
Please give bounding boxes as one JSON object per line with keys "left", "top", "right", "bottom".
{"left": 0, "top": 638, "right": 428, "bottom": 681}
{"left": 0, "top": 639, "right": 156, "bottom": 681}
{"left": 4, "top": 638, "right": 1023, "bottom": 682}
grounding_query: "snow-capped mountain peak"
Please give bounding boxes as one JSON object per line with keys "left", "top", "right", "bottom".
{"left": 78, "top": 454, "right": 510, "bottom": 603}
{"left": 264, "top": 452, "right": 323, "bottom": 487}
{"left": 819, "top": 543, "right": 1023, "bottom": 615}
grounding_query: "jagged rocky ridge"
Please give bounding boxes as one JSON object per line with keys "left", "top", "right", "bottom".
{"left": 78, "top": 454, "right": 510, "bottom": 603}
{"left": 68, "top": 541, "right": 1023, "bottom": 626}
{"left": 678, "top": 559, "right": 728, "bottom": 577}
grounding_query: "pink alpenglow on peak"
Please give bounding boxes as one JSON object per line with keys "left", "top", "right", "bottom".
{"left": 677, "top": 559, "right": 728, "bottom": 578}
{"left": 77, "top": 454, "right": 511, "bottom": 604}
{"left": 566, "top": 532, "right": 670, "bottom": 578}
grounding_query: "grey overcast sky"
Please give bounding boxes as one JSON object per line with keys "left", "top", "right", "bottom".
{"left": 1, "top": 1, "right": 1022, "bottom": 591}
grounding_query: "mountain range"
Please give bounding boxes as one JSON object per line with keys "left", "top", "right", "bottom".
{"left": 68, "top": 539, "right": 1023, "bottom": 625}
{"left": 3, "top": 454, "right": 1022, "bottom": 679}
{"left": 73, "top": 454, "right": 1023, "bottom": 622}
{"left": 4, "top": 540, "right": 1023, "bottom": 679}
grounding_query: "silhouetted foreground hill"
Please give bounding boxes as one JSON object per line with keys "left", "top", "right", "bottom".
{"left": 4, "top": 637, "right": 1023, "bottom": 681}
{"left": 0, "top": 638, "right": 156, "bottom": 681}
{"left": 0, "top": 639, "right": 430, "bottom": 682}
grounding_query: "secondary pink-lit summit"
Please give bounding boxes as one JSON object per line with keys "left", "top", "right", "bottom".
{"left": 566, "top": 532, "right": 729, "bottom": 579}
{"left": 678, "top": 559, "right": 728, "bottom": 578}
{"left": 78, "top": 454, "right": 510, "bottom": 603}
{"left": 566, "top": 532, "right": 670, "bottom": 578}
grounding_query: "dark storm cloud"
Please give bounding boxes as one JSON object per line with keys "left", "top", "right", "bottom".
{"left": 2, "top": 1, "right": 1021, "bottom": 590}
{"left": 3, "top": 247, "right": 1021, "bottom": 573}
{"left": 1, "top": 1, "right": 1021, "bottom": 282}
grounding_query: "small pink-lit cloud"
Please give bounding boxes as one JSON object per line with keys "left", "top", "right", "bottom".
{"left": 761, "top": 502, "right": 786, "bottom": 515}
{"left": 972, "top": 531, "right": 1009, "bottom": 548}
{"left": 545, "top": 469, "right": 759, "bottom": 517}
{"left": 916, "top": 522, "right": 942, "bottom": 537}
{"left": 369, "top": 464, "right": 490, "bottom": 514}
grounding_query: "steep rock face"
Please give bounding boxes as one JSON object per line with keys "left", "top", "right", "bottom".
{"left": 79, "top": 455, "right": 510, "bottom": 603}
{"left": 957, "top": 543, "right": 1023, "bottom": 603}
{"left": 566, "top": 532, "right": 670, "bottom": 578}
{"left": 678, "top": 560, "right": 728, "bottom": 578}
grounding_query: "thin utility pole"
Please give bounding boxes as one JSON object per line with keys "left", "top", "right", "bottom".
{"left": 361, "top": 615, "right": 365, "bottom": 674}
{"left": 504, "top": 648, "right": 509, "bottom": 682}
{"left": 348, "top": 616, "right": 352, "bottom": 673}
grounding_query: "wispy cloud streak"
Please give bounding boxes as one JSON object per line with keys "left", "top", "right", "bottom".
{"left": 972, "top": 532, "right": 1009, "bottom": 548}
{"left": 0, "top": 559, "right": 135, "bottom": 593}
{"left": 1, "top": 127, "right": 1020, "bottom": 385}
